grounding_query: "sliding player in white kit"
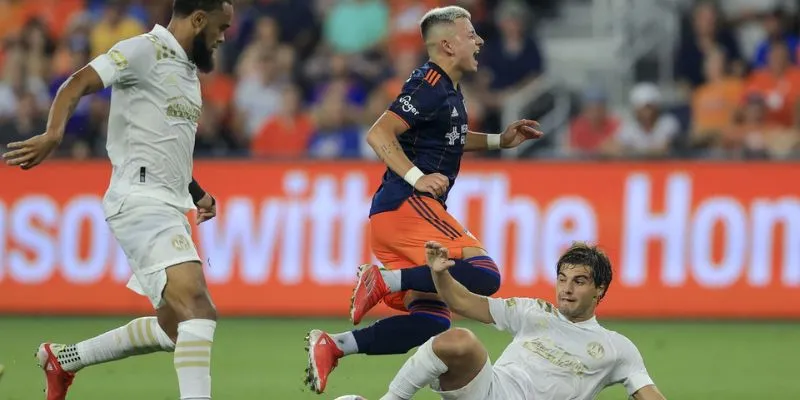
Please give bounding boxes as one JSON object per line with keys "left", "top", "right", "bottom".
{"left": 374, "top": 241, "right": 667, "bottom": 400}
{"left": 2, "top": 1, "right": 233, "bottom": 399}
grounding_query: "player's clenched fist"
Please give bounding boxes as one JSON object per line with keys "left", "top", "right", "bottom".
{"left": 415, "top": 173, "right": 449, "bottom": 198}
{"left": 425, "top": 241, "right": 455, "bottom": 272}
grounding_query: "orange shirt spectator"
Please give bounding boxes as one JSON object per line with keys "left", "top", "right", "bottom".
{"left": 692, "top": 49, "right": 744, "bottom": 137}
{"left": 0, "top": 0, "right": 83, "bottom": 40}
{"left": 200, "top": 71, "right": 235, "bottom": 111}
{"left": 381, "top": 49, "right": 421, "bottom": 98}
{"left": 387, "top": 0, "right": 440, "bottom": 55}
{"left": 566, "top": 88, "right": 620, "bottom": 154}
{"left": 250, "top": 85, "right": 313, "bottom": 158}
{"left": 746, "top": 41, "right": 800, "bottom": 127}
{"left": 722, "top": 94, "right": 789, "bottom": 157}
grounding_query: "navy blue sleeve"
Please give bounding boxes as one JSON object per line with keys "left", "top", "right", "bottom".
{"left": 387, "top": 76, "right": 445, "bottom": 129}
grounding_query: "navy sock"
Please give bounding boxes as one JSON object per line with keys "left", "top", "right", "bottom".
{"left": 400, "top": 256, "right": 501, "bottom": 296}
{"left": 351, "top": 299, "right": 451, "bottom": 355}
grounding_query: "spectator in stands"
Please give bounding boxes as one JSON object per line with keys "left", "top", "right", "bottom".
{"left": 250, "top": 84, "right": 314, "bottom": 158}
{"left": 752, "top": 8, "right": 798, "bottom": 68}
{"left": 18, "top": 18, "right": 56, "bottom": 81}
{"left": 200, "top": 51, "right": 238, "bottom": 148}
{"left": 564, "top": 87, "right": 620, "bottom": 157}
{"left": 89, "top": 0, "right": 145, "bottom": 58}
{"left": 380, "top": 49, "right": 421, "bottom": 98}
{"left": 478, "top": 0, "right": 544, "bottom": 133}
{"left": 233, "top": 51, "right": 285, "bottom": 139}
{"left": 386, "top": 0, "right": 437, "bottom": 56}
{"left": 309, "top": 53, "right": 367, "bottom": 109}
{"left": 236, "top": 16, "right": 281, "bottom": 80}
{"left": 195, "top": 103, "right": 233, "bottom": 157}
{"left": 307, "top": 82, "right": 363, "bottom": 159}
{"left": 691, "top": 48, "right": 745, "bottom": 148}
{"left": 323, "top": 0, "right": 388, "bottom": 54}
{"left": 717, "top": 93, "right": 787, "bottom": 159}
{"left": 675, "top": 1, "right": 743, "bottom": 91}
{"left": 0, "top": 91, "right": 45, "bottom": 153}
{"left": 2, "top": 47, "right": 50, "bottom": 113}
{"left": 605, "top": 83, "right": 680, "bottom": 158}
{"left": 257, "top": 0, "right": 319, "bottom": 60}
{"left": 746, "top": 40, "right": 800, "bottom": 127}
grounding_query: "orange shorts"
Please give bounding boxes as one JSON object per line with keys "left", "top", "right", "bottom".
{"left": 369, "top": 195, "right": 484, "bottom": 312}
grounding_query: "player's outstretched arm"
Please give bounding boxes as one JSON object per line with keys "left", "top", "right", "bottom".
{"left": 3, "top": 66, "right": 105, "bottom": 169}
{"left": 367, "top": 112, "right": 450, "bottom": 198}
{"left": 463, "top": 120, "right": 543, "bottom": 152}
{"left": 425, "top": 241, "right": 495, "bottom": 324}
{"left": 632, "top": 385, "right": 666, "bottom": 400}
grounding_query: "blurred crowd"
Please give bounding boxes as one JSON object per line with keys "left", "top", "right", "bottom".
{"left": 569, "top": 0, "right": 800, "bottom": 160}
{"left": 0, "top": 0, "right": 798, "bottom": 160}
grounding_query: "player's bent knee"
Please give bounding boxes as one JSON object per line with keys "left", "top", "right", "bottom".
{"left": 433, "top": 328, "right": 483, "bottom": 361}
{"left": 163, "top": 261, "right": 217, "bottom": 321}
{"left": 156, "top": 305, "right": 180, "bottom": 342}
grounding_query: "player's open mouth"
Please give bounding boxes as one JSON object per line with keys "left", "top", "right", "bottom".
{"left": 473, "top": 50, "right": 480, "bottom": 61}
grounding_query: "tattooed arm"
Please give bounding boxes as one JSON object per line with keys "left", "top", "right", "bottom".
{"left": 365, "top": 111, "right": 449, "bottom": 197}
{"left": 365, "top": 112, "right": 414, "bottom": 175}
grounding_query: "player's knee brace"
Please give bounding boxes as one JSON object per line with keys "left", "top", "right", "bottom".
{"left": 451, "top": 256, "right": 501, "bottom": 296}
{"left": 408, "top": 299, "right": 451, "bottom": 334}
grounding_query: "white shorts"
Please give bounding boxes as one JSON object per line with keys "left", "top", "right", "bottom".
{"left": 106, "top": 195, "right": 201, "bottom": 309}
{"left": 431, "top": 358, "right": 514, "bottom": 400}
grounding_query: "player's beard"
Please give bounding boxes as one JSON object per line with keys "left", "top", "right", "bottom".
{"left": 191, "top": 29, "right": 214, "bottom": 73}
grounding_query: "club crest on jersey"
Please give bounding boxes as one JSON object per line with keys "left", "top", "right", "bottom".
{"left": 446, "top": 124, "right": 468, "bottom": 145}
{"left": 171, "top": 234, "right": 191, "bottom": 251}
{"left": 586, "top": 342, "right": 605, "bottom": 359}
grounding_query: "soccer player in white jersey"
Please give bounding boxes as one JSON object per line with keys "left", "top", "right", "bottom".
{"left": 2, "top": 1, "right": 233, "bottom": 399}
{"left": 374, "top": 241, "right": 667, "bottom": 400}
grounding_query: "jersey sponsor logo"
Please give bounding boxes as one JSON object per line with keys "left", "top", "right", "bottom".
{"left": 166, "top": 96, "right": 201, "bottom": 124}
{"left": 586, "top": 342, "right": 605, "bottom": 359}
{"left": 523, "top": 337, "right": 588, "bottom": 376}
{"left": 398, "top": 95, "right": 420, "bottom": 116}
{"left": 451, "top": 107, "right": 458, "bottom": 117}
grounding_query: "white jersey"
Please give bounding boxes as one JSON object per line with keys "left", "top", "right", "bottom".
{"left": 89, "top": 24, "right": 201, "bottom": 216}
{"left": 487, "top": 297, "right": 654, "bottom": 399}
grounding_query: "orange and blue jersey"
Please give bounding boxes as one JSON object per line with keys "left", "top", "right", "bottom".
{"left": 369, "top": 61, "right": 469, "bottom": 217}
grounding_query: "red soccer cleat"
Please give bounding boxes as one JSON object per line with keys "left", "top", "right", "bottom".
{"left": 349, "top": 264, "right": 389, "bottom": 325}
{"left": 304, "top": 330, "right": 343, "bottom": 394}
{"left": 36, "top": 343, "right": 76, "bottom": 400}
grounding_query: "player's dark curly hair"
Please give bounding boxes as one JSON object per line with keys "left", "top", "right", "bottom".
{"left": 556, "top": 242, "right": 613, "bottom": 302}
{"left": 173, "top": 0, "right": 231, "bottom": 17}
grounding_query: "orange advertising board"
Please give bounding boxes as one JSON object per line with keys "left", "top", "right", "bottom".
{"left": 1, "top": 161, "right": 799, "bottom": 318}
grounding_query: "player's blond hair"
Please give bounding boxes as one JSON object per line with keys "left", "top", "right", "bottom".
{"left": 419, "top": 6, "right": 472, "bottom": 40}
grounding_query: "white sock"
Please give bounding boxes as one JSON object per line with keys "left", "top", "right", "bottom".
{"left": 55, "top": 316, "right": 175, "bottom": 372}
{"left": 380, "top": 269, "right": 402, "bottom": 293}
{"left": 331, "top": 332, "right": 359, "bottom": 356}
{"left": 381, "top": 337, "right": 448, "bottom": 400}
{"left": 175, "top": 319, "right": 216, "bottom": 400}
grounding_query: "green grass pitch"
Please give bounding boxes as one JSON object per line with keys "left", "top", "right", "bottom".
{"left": 0, "top": 317, "right": 798, "bottom": 399}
